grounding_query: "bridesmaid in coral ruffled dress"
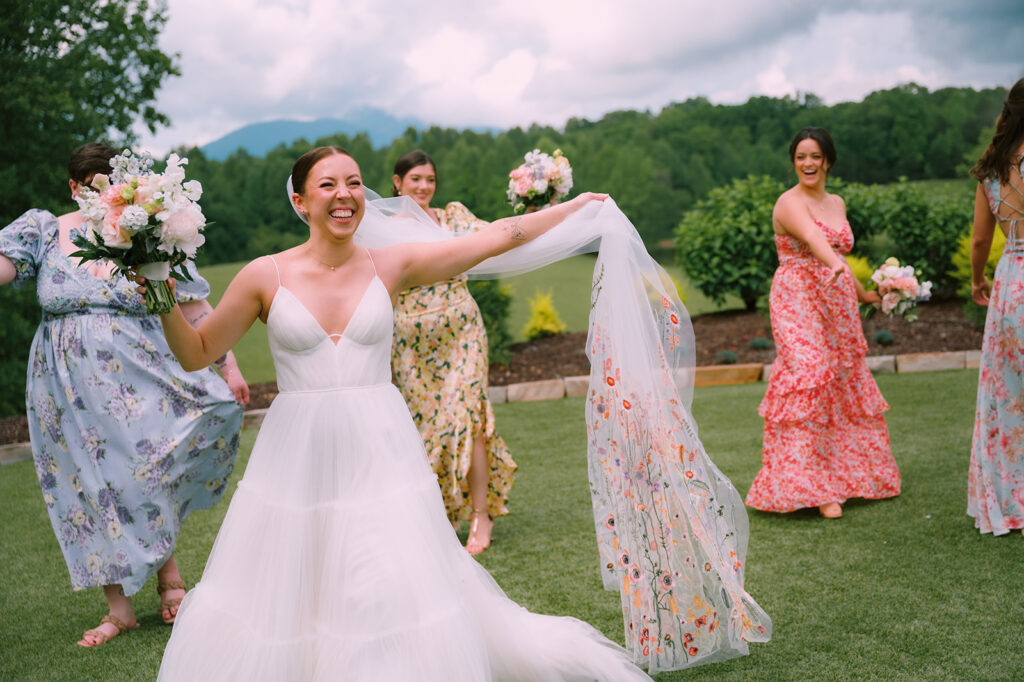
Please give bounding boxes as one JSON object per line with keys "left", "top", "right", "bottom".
{"left": 745, "top": 127, "right": 901, "bottom": 518}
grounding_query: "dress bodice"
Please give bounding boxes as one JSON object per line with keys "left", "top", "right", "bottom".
{"left": 982, "top": 153, "right": 1024, "bottom": 253}
{"left": 394, "top": 202, "right": 479, "bottom": 317}
{"left": 774, "top": 218, "right": 853, "bottom": 268}
{"left": 267, "top": 278, "right": 394, "bottom": 392}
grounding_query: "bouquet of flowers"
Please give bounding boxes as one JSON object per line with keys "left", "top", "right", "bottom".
{"left": 506, "top": 148, "right": 573, "bottom": 214}
{"left": 862, "top": 257, "right": 933, "bottom": 321}
{"left": 71, "top": 150, "right": 207, "bottom": 314}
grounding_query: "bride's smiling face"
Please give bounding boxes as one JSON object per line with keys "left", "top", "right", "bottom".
{"left": 293, "top": 153, "right": 366, "bottom": 237}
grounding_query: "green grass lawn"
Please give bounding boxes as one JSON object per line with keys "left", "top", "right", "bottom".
{"left": 2, "top": 369, "right": 1021, "bottom": 680}
{"left": 199, "top": 256, "right": 743, "bottom": 384}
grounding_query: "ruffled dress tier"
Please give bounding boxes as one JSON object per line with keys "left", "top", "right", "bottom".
{"left": 746, "top": 220, "right": 901, "bottom": 512}
{"left": 157, "top": 256, "right": 651, "bottom": 681}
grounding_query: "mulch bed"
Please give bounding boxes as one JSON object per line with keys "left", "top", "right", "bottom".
{"left": 0, "top": 300, "right": 983, "bottom": 447}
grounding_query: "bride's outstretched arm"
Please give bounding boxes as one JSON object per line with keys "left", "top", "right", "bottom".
{"left": 391, "top": 192, "right": 606, "bottom": 291}
{"left": 151, "top": 258, "right": 271, "bottom": 371}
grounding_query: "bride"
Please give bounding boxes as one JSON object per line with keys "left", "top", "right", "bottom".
{"left": 154, "top": 145, "right": 771, "bottom": 679}
{"left": 153, "top": 146, "right": 652, "bottom": 680}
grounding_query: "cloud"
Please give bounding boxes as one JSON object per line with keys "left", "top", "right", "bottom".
{"left": 137, "top": 0, "right": 1023, "bottom": 154}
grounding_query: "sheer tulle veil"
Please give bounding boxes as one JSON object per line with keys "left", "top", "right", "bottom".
{"left": 286, "top": 177, "right": 771, "bottom": 673}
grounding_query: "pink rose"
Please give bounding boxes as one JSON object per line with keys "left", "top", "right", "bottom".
{"left": 881, "top": 291, "right": 901, "bottom": 314}
{"left": 891, "top": 276, "right": 918, "bottom": 297}
{"left": 101, "top": 184, "right": 128, "bottom": 208}
{"left": 100, "top": 206, "right": 132, "bottom": 249}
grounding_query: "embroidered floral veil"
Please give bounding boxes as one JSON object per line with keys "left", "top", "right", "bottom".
{"left": 287, "top": 178, "right": 771, "bottom": 673}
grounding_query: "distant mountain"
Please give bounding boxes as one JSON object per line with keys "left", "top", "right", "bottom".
{"left": 200, "top": 108, "right": 426, "bottom": 160}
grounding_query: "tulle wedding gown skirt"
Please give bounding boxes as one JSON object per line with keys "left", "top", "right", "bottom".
{"left": 158, "top": 280, "right": 650, "bottom": 681}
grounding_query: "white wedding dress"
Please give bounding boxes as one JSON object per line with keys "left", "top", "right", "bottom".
{"left": 157, "top": 253, "right": 651, "bottom": 681}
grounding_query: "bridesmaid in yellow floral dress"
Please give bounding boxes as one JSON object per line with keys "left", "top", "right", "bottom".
{"left": 390, "top": 150, "right": 515, "bottom": 554}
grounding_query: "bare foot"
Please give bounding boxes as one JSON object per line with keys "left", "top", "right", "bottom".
{"left": 77, "top": 613, "right": 137, "bottom": 647}
{"left": 466, "top": 510, "right": 493, "bottom": 555}
{"left": 819, "top": 502, "right": 843, "bottom": 518}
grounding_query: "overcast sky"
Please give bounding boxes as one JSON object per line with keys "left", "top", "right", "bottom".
{"left": 138, "top": 0, "right": 1024, "bottom": 154}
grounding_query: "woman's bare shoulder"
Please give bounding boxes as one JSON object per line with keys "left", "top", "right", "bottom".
{"left": 773, "top": 187, "right": 802, "bottom": 219}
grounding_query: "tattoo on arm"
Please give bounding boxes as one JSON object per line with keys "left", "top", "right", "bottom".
{"left": 186, "top": 309, "right": 209, "bottom": 327}
{"left": 504, "top": 216, "right": 527, "bottom": 241}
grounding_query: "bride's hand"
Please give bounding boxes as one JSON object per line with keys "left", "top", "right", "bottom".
{"left": 569, "top": 192, "right": 609, "bottom": 207}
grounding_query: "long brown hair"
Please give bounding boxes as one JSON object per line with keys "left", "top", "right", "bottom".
{"left": 970, "top": 78, "right": 1024, "bottom": 183}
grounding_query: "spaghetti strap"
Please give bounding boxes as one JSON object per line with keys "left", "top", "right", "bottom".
{"left": 266, "top": 254, "right": 282, "bottom": 286}
{"left": 364, "top": 248, "right": 378, "bottom": 277}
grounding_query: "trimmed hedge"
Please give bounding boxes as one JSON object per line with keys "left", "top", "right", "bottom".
{"left": 675, "top": 176, "right": 973, "bottom": 309}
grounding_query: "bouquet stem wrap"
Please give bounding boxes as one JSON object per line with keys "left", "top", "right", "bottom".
{"left": 137, "top": 262, "right": 176, "bottom": 314}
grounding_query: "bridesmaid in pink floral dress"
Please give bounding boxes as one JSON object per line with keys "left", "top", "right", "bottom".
{"left": 746, "top": 127, "right": 901, "bottom": 518}
{"left": 966, "top": 78, "right": 1024, "bottom": 535}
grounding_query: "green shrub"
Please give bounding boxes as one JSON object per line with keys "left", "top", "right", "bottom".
{"left": 521, "top": 290, "right": 567, "bottom": 341}
{"left": 715, "top": 349, "right": 739, "bottom": 364}
{"left": 674, "top": 175, "right": 785, "bottom": 310}
{"left": 839, "top": 180, "right": 973, "bottom": 295}
{"left": 0, "top": 285, "right": 40, "bottom": 417}
{"left": 950, "top": 228, "right": 1004, "bottom": 331}
{"left": 846, "top": 254, "right": 874, "bottom": 289}
{"left": 873, "top": 329, "right": 895, "bottom": 346}
{"left": 667, "top": 272, "right": 688, "bottom": 303}
{"left": 749, "top": 336, "right": 773, "bottom": 350}
{"left": 467, "top": 279, "right": 514, "bottom": 365}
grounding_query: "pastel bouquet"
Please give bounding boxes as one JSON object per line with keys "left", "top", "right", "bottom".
{"left": 71, "top": 150, "right": 206, "bottom": 314}
{"left": 862, "top": 257, "right": 933, "bottom": 321}
{"left": 506, "top": 148, "right": 573, "bottom": 214}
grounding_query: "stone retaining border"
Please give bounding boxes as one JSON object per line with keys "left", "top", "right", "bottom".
{"left": 0, "top": 349, "right": 981, "bottom": 466}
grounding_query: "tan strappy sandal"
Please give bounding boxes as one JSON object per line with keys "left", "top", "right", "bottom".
{"left": 157, "top": 579, "right": 187, "bottom": 624}
{"left": 77, "top": 614, "right": 136, "bottom": 647}
{"left": 465, "top": 508, "right": 494, "bottom": 555}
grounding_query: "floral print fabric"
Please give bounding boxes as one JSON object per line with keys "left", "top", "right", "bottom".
{"left": 967, "top": 180, "right": 1024, "bottom": 535}
{"left": 391, "top": 202, "right": 515, "bottom": 522}
{"left": 746, "top": 219, "right": 900, "bottom": 512}
{"left": 0, "top": 209, "right": 242, "bottom": 594}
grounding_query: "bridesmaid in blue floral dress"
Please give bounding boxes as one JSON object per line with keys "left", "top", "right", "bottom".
{"left": 967, "top": 78, "right": 1024, "bottom": 535}
{"left": 0, "top": 143, "right": 248, "bottom": 645}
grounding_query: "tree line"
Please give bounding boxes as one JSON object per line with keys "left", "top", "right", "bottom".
{"left": 168, "top": 84, "right": 1004, "bottom": 267}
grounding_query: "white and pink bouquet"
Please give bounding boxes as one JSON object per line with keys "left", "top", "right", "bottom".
{"left": 71, "top": 150, "right": 206, "bottom": 314}
{"left": 506, "top": 148, "right": 573, "bottom": 214}
{"left": 863, "top": 257, "right": 933, "bottom": 321}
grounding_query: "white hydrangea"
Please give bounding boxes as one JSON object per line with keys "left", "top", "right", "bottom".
{"left": 117, "top": 205, "right": 150, "bottom": 233}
